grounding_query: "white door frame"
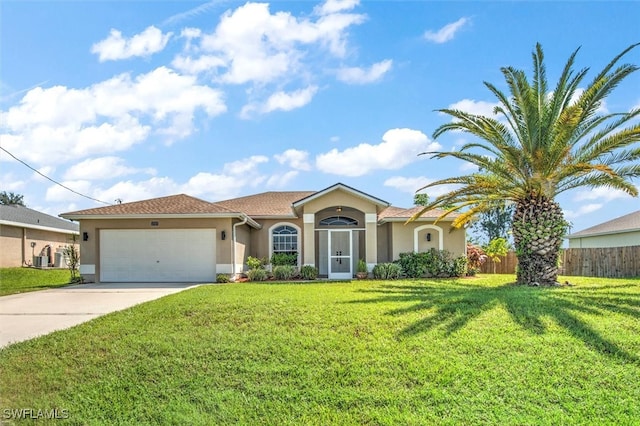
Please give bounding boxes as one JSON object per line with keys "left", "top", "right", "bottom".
{"left": 328, "top": 229, "right": 352, "bottom": 279}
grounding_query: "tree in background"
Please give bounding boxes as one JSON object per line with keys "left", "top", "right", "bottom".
{"left": 0, "top": 191, "right": 25, "bottom": 206}
{"left": 413, "top": 193, "right": 429, "bottom": 206}
{"left": 412, "top": 43, "right": 640, "bottom": 286}
{"left": 471, "top": 202, "right": 514, "bottom": 246}
{"left": 484, "top": 237, "right": 509, "bottom": 274}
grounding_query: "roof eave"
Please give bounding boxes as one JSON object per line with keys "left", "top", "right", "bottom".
{"left": 566, "top": 228, "right": 640, "bottom": 239}
{"left": 59, "top": 212, "right": 261, "bottom": 228}
{"left": 0, "top": 219, "right": 79, "bottom": 235}
{"left": 292, "top": 183, "right": 390, "bottom": 209}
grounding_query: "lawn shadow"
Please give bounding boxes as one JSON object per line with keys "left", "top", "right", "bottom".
{"left": 348, "top": 281, "right": 640, "bottom": 363}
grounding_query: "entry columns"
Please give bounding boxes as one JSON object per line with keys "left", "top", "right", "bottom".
{"left": 303, "top": 214, "right": 315, "bottom": 266}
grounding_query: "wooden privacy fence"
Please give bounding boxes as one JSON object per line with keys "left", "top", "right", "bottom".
{"left": 562, "top": 246, "right": 640, "bottom": 278}
{"left": 478, "top": 246, "right": 640, "bottom": 278}
{"left": 479, "top": 251, "right": 518, "bottom": 274}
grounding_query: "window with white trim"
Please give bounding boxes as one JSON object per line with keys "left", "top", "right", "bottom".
{"left": 272, "top": 225, "right": 298, "bottom": 254}
{"left": 318, "top": 216, "right": 358, "bottom": 226}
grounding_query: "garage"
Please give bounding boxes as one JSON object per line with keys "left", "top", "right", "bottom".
{"left": 100, "top": 229, "right": 216, "bottom": 282}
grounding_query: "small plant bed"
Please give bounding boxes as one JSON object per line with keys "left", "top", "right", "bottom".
{"left": 0, "top": 267, "right": 73, "bottom": 296}
{"left": 1, "top": 275, "right": 639, "bottom": 424}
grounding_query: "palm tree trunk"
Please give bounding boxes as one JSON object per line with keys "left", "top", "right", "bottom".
{"left": 512, "top": 194, "right": 566, "bottom": 286}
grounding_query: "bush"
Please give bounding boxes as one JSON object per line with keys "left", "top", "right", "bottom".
{"left": 466, "top": 244, "right": 487, "bottom": 276}
{"left": 271, "top": 252, "right": 297, "bottom": 266}
{"left": 300, "top": 265, "right": 318, "bottom": 280}
{"left": 372, "top": 263, "right": 403, "bottom": 280}
{"left": 246, "top": 256, "right": 266, "bottom": 270}
{"left": 273, "top": 265, "right": 297, "bottom": 280}
{"left": 216, "top": 274, "right": 230, "bottom": 283}
{"left": 395, "top": 249, "right": 468, "bottom": 278}
{"left": 247, "top": 268, "right": 268, "bottom": 282}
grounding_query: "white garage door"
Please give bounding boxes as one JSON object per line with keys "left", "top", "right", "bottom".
{"left": 100, "top": 229, "right": 216, "bottom": 282}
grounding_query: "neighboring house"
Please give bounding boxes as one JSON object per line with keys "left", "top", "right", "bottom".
{"left": 0, "top": 204, "right": 79, "bottom": 268}
{"left": 60, "top": 183, "right": 466, "bottom": 283}
{"left": 566, "top": 209, "right": 640, "bottom": 248}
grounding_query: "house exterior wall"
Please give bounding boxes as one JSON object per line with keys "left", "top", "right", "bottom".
{"left": 233, "top": 221, "right": 251, "bottom": 273}
{"left": 389, "top": 221, "right": 466, "bottom": 261}
{"left": 249, "top": 218, "right": 305, "bottom": 265}
{"left": 568, "top": 231, "right": 640, "bottom": 248}
{"left": 0, "top": 224, "right": 77, "bottom": 268}
{"left": 376, "top": 223, "right": 392, "bottom": 263}
{"left": 300, "top": 190, "right": 380, "bottom": 266}
{"left": 78, "top": 217, "right": 232, "bottom": 282}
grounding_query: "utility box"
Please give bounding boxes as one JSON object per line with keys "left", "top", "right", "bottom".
{"left": 33, "top": 256, "right": 49, "bottom": 268}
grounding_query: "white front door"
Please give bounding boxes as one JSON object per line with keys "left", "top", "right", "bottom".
{"left": 328, "top": 230, "right": 352, "bottom": 279}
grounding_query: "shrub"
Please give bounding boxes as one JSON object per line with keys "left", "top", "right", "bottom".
{"left": 247, "top": 268, "right": 268, "bottom": 282}
{"left": 246, "top": 256, "right": 267, "bottom": 270}
{"left": 395, "top": 249, "right": 468, "bottom": 278}
{"left": 273, "top": 265, "right": 297, "bottom": 280}
{"left": 357, "top": 258, "right": 368, "bottom": 273}
{"left": 466, "top": 244, "right": 487, "bottom": 276}
{"left": 271, "top": 252, "right": 297, "bottom": 266}
{"left": 452, "top": 256, "right": 468, "bottom": 277}
{"left": 372, "top": 263, "right": 403, "bottom": 280}
{"left": 216, "top": 274, "right": 230, "bottom": 283}
{"left": 300, "top": 265, "right": 318, "bottom": 280}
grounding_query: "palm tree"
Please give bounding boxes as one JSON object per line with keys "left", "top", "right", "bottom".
{"left": 413, "top": 43, "right": 640, "bottom": 286}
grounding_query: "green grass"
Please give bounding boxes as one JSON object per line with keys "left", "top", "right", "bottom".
{"left": 1, "top": 275, "right": 639, "bottom": 424}
{"left": 0, "top": 267, "right": 72, "bottom": 296}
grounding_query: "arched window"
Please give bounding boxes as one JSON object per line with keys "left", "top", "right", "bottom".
{"left": 318, "top": 216, "right": 358, "bottom": 226}
{"left": 272, "top": 225, "right": 298, "bottom": 254}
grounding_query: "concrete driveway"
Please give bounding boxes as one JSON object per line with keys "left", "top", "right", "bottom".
{"left": 0, "top": 282, "right": 200, "bottom": 348}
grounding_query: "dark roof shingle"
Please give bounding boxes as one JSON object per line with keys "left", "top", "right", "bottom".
{"left": 0, "top": 205, "right": 79, "bottom": 232}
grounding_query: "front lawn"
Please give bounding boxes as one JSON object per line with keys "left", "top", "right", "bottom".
{"left": 1, "top": 275, "right": 639, "bottom": 424}
{"left": 0, "top": 267, "right": 72, "bottom": 296}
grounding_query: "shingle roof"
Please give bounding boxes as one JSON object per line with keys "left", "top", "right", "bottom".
{"left": 61, "top": 194, "right": 236, "bottom": 216}
{"left": 567, "top": 210, "right": 640, "bottom": 238}
{"left": 216, "top": 191, "right": 315, "bottom": 216}
{"left": 0, "top": 204, "right": 79, "bottom": 233}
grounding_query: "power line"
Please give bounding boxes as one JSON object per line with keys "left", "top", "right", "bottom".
{"left": 0, "top": 146, "right": 112, "bottom": 206}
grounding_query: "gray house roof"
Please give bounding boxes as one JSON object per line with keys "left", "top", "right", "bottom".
{"left": 0, "top": 204, "right": 79, "bottom": 234}
{"left": 567, "top": 210, "right": 640, "bottom": 238}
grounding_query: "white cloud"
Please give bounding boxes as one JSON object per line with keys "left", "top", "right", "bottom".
{"left": 171, "top": 54, "right": 226, "bottom": 75}
{"left": 222, "top": 155, "right": 269, "bottom": 175}
{"left": 384, "top": 176, "right": 459, "bottom": 199}
{"left": 45, "top": 180, "right": 94, "bottom": 203}
{"left": 263, "top": 86, "right": 318, "bottom": 113}
{"left": 446, "top": 99, "right": 499, "bottom": 116}
{"left": 564, "top": 203, "right": 603, "bottom": 219}
{"left": 316, "top": 128, "right": 441, "bottom": 176}
{"left": 384, "top": 176, "right": 432, "bottom": 193}
{"left": 178, "top": 1, "right": 365, "bottom": 85}
{"left": 241, "top": 86, "right": 318, "bottom": 118}
{"left": 274, "top": 149, "right": 312, "bottom": 171}
{"left": 573, "top": 187, "right": 632, "bottom": 202}
{"left": 91, "top": 26, "right": 172, "bottom": 62}
{"left": 0, "top": 172, "right": 26, "bottom": 191}
{"left": 424, "top": 17, "right": 469, "bottom": 44}
{"left": 1, "top": 67, "right": 226, "bottom": 165}
{"left": 266, "top": 170, "right": 299, "bottom": 187}
{"left": 64, "top": 157, "right": 156, "bottom": 181}
{"left": 336, "top": 59, "right": 392, "bottom": 84}
{"left": 315, "top": 0, "right": 360, "bottom": 15}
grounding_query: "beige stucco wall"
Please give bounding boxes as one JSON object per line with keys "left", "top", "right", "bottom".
{"left": 78, "top": 217, "right": 232, "bottom": 281}
{"left": 301, "top": 189, "right": 380, "bottom": 265}
{"left": 234, "top": 221, "right": 251, "bottom": 273}
{"left": 249, "top": 218, "right": 304, "bottom": 265}
{"left": 0, "top": 224, "right": 78, "bottom": 268}
{"left": 389, "top": 221, "right": 466, "bottom": 260}
{"left": 568, "top": 231, "right": 640, "bottom": 248}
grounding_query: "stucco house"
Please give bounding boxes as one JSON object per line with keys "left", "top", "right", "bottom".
{"left": 0, "top": 204, "right": 79, "bottom": 268}
{"left": 60, "top": 183, "right": 466, "bottom": 283}
{"left": 566, "top": 209, "right": 640, "bottom": 249}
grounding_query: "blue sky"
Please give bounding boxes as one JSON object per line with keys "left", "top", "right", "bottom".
{"left": 2, "top": 0, "right": 639, "bottom": 238}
